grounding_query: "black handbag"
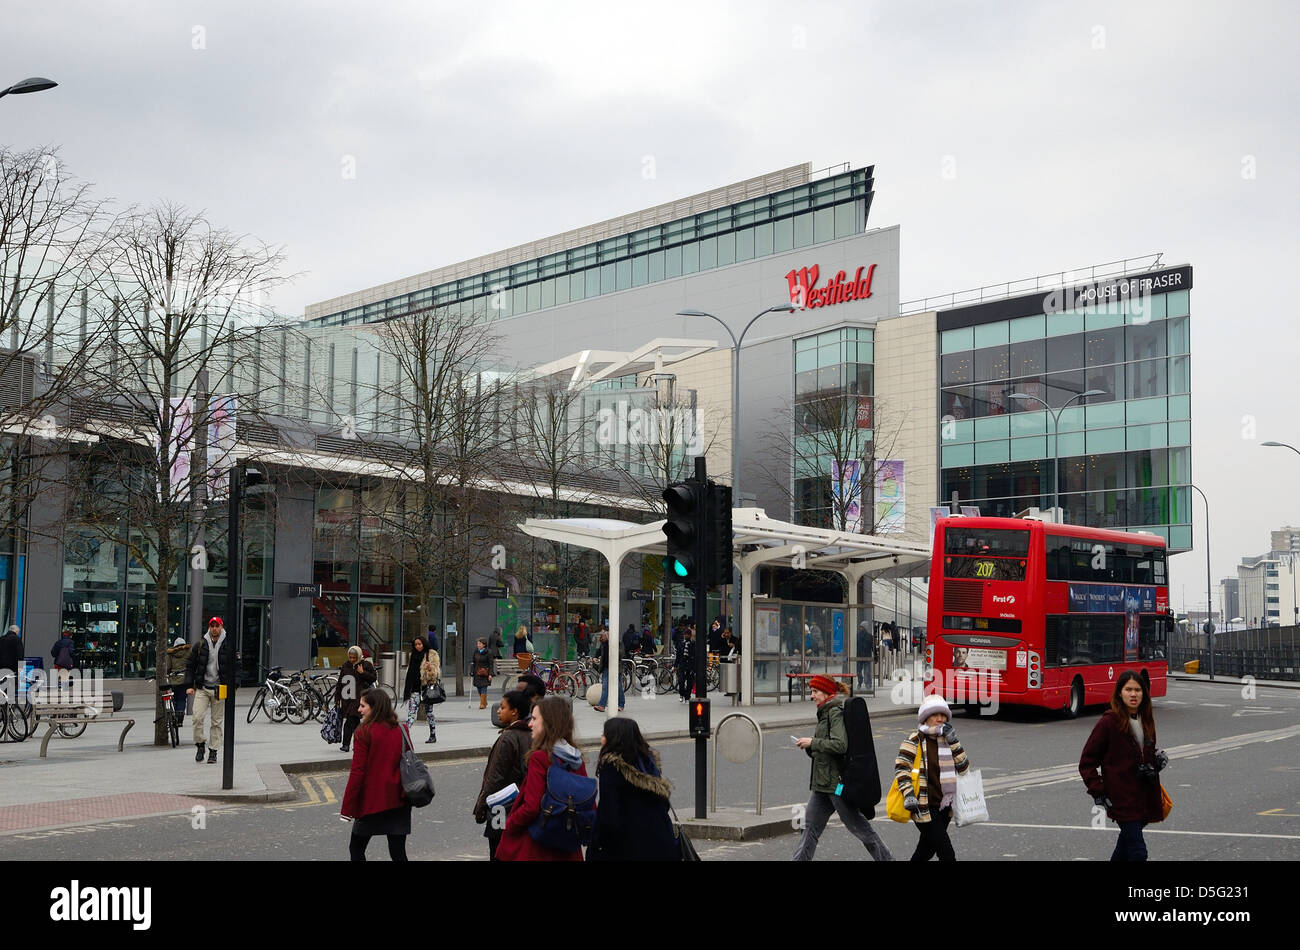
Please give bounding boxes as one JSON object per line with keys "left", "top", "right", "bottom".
{"left": 423, "top": 682, "right": 446, "bottom": 705}
{"left": 399, "top": 724, "right": 435, "bottom": 807}
{"left": 669, "top": 805, "right": 701, "bottom": 861}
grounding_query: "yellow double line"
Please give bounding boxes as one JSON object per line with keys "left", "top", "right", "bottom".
{"left": 275, "top": 775, "right": 337, "bottom": 810}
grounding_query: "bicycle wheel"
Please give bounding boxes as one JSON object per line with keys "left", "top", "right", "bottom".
{"left": 656, "top": 666, "right": 676, "bottom": 694}
{"left": 285, "top": 685, "right": 311, "bottom": 725}
{"left": 378, "top": 682, "right": 398, "bottom": 703}
{"left": 268, "top": 688, "right": 288, "bottom": 722}
{"left": 550, "top": 673, "right": 576, "bottom": 698}
{"left": 309, "top": 686, "right": 328, "bottom": 722}
{"left": 57, "top": 721, "right": 87, "bottom": 739}
{"left": 2, "top": 704, "right": 26, "bottom": 741}
{"left": 168, "top": 713, "right": 180, "bottom": 748}
{"left": 247, "top": 687, "right": 267, "bottom": 724}
{"left": 619, "top": 669, "right": 632, "bottom": 694}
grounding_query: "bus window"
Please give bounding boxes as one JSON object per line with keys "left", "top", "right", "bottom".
{"left": 1140, "top": 616, "right": 1167, "bottom": 660}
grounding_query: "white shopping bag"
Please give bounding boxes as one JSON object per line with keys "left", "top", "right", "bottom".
{"left": 953, "top": 768, "right": 989, "bottom": 826}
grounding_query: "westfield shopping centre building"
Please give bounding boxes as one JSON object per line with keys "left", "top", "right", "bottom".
{"left": 299, "top": 160, "right": 1193, "bottom": 649}
{"left": 309, "top": 161, "right": 1193, "bottom": 553}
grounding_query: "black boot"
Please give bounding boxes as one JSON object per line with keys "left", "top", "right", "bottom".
{"left": 426, "top": 731, "right": 436, "bottom": 744}
{"left": 207, "top": 749, "right": 218, "bottom": 764}
{"left": 195, "top": 743, "right": 206, "bottom": 763}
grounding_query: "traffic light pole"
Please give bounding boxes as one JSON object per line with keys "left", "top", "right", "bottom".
{"left": 693, "top": 455, "right": 708, "bottom": 819}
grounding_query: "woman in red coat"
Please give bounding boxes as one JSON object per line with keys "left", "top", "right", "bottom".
{"left": 497, "top": 695, "right": 587, "bottom": 862}
{"left": 340, "top": 688, "right": 412, "bottom": 861}
{"left": 1079, "top": 671, "right": 1169, "bottom": 861}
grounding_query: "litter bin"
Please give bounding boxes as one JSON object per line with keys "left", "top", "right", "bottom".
{"left": 721, "top": 659, "right": 740, "bottom": 695}
{"left": 378, "top": 652, "right": 398, "bottom": 691}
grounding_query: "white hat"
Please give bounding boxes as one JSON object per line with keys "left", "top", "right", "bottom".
{"left": 917, "top": 695, "right": 953, "bottom": 725}
{"left": 173, "top": 638, "right": 186, "bottom": 647}
{"left": 6, "top": 625, "right": 17, "bottom": 634}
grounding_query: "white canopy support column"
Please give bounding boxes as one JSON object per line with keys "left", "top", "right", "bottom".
{"left": 518, "top": 517, "right": 667, "bottom": 721}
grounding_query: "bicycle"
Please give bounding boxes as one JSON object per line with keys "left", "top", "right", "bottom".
{"left": 155, "top": 682, "right": 181, "bottom": 748}
{"left": 0, "top": 672, "right": 31, "bottom": 742}
{"left": 246, "top": 667, "right": 312, "bottom": 724}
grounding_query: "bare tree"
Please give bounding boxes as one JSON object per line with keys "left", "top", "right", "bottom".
{"left": 65, "top": 203, "right": 287, "bottom": 743}
{"left": 0, "top": 147, "right": 112, "bottom": 559}
{"left": 506, "top": 375, "right": 609, "bottom": 651}
{"left": 350, "top": 303, "right": 512, "bottom": 695}
{"left": 760, "top": 390, "right": 908, "bottom": 534}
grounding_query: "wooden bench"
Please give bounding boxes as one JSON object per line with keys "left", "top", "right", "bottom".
{"left": 784, "top": 672, "right": 856, "bottom": 703}
{"left": 33, "top": 690, "right": 134, "bottom": 758}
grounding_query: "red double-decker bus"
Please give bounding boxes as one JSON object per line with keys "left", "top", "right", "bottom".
{"left": 926, "top": 515, "right": 1171, "bottom": 717}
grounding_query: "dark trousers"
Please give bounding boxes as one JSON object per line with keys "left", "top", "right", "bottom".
{"left": 487, "top": 826, "right": 503, "bottom": 861}
{"left": 341, "top": 715, "right": 360, "bottom": 750}
{"left": 911, "top": 806, "right": 956, "bottom": 862}
{"left": 677, "top": 669, "right": 695, "bottom": 701}
{"left": 349, "top": 831, "right": 408, "bottom": 861}
{"left": 1112, "top": 821, "right": 1149, "bottom": 861}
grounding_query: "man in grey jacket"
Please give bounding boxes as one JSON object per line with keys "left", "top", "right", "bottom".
{"left": 185, "top": 617, "right": 236, "bottom": 763}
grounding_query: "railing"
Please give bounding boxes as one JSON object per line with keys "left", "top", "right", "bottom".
{"left": 898, "top": 252, "right": 1166, "bottom": 315}
{"left": 1169, "top": 625, "right": 1300, "bottom": 681}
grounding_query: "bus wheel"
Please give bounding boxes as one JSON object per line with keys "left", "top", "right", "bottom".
{"left": 1063, "top": 679, "right": 1084, "bottom": 719}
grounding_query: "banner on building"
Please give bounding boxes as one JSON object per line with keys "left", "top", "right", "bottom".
{"left": 207, "top": 395, "right": 238, "bottom": 501}
{"left": 831, "top": 459, "right": 863, "bottom": 532}
{"left": 875, "top": 459, "right": 906, "bottom": 534}
{"left": 159, "top": 397, "right": 195, "bottom": 502}
{"left": 930, "top": 506, "right": 950, "bottom": 547}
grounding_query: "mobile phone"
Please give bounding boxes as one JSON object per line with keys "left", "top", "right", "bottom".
{"left": 791, "top": 735, "right": 800, "bottom": 744}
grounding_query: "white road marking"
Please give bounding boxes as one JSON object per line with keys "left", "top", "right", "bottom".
{"left": 1200, "top": 703, "right": 1230, "bottom": 707}
{"left": 968, "top": 822, "right": 1300, "bottom": 841}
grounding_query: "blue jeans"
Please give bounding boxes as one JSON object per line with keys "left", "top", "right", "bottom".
{"left": 598, "top": 671, "right": 625, "bottom": 708}
{"left": 1112, "top": 821, "right": 1148, "bottom": 861}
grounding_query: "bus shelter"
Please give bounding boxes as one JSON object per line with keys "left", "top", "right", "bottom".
{"left": 517, "top": 508, "right": 931, "bottom": 714}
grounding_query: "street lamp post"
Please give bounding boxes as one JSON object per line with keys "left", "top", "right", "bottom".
{"left": 1263, "top": 441, "right": 1300, "bottom": 652}
{"left": 1008, "top": 389, "right": 1106, "bottom": 522}
{"left": 1189, "top": 484, "right": 1213, "bottom": 679}
{"left": 0, "top": 77, "right": 58, "bottom": 100}
{"left": 677, "top": 304, "right": 796, "bottom": 627}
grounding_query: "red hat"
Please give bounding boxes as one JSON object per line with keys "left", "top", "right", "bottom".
{"left": 208, "top": 617, "right": 223, "bottom": 627}
{"left": 809, "top": 674, "right": 839, "bottom": 695}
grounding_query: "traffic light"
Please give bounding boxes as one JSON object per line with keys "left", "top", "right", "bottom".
{"left": 662, "top": 479, "right": 704, "bottom": 583}
{"left": 688, "top": 697, "right": 711, "bottom": 738}
{"left": 703, "top": 482, "right": 732, "bottom": 587}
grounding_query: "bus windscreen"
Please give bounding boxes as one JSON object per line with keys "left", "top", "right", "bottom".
{"left": 943, "top": 527, "right": 1031, "bottom": 558}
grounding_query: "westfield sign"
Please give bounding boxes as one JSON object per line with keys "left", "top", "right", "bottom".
{"left": 786, "top": 263, "right": 876, "bottom": 309}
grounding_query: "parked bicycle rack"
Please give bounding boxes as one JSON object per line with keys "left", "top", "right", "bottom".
{"left": 710, "top": 712, "right": 764, "bottom": 815}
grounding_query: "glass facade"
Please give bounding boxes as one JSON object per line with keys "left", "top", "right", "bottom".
{"left": 792, "top": 326, "right": 875, "bottom": 528}
{"left": 938, "top": 287, "right": 1192, "bottom": 550}
{"left": 306, "top": 168, "right": 872, "bottom": 328}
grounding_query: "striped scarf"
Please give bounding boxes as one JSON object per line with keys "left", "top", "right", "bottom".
{"left": 919, "top": 724, "right": 957, "bottom": 809}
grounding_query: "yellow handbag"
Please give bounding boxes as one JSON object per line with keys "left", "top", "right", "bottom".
{"left": 1159, "top": 785, "right": 1173, "bottom": 821}
{"left": 886, "top": 743, "right": 924, "bottom": 823}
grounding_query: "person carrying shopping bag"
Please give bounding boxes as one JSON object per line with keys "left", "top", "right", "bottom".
{"left": 793, "top": 675, "right": 893, "bottom": 861}
{"left": 402, "top": 635, "right": 441, "bottom": 744}
{"left": 894, "top": 695, "right": 970, "bottom": 861}
{"left": 1078, "top": 670, "right": 1170, "bottom": 861}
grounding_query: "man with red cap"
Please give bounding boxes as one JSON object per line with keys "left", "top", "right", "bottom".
{"left": 186, "top": 617, "right": 237, "bottom": 764}
{"left": 792, "top": 674, "right": 893, "bottom": 861}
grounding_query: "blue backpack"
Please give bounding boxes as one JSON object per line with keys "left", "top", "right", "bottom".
{"left": 529, "top": 748, "right": 597, "bottom": 852}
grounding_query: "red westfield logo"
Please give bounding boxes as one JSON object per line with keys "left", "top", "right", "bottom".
{"left": 786, "top": 264, "right": 876, "bottom": 309}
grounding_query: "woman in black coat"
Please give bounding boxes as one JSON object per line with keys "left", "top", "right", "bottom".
{"left": 590, "top": 717, "right": 679, "bottom": 861}
{"left": 1079, "top": 670, "right": 1169, "bottom": 861}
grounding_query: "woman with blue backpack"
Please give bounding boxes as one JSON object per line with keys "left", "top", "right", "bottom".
{"left": 497, "top": 695, "right": 593, "bottom": 861}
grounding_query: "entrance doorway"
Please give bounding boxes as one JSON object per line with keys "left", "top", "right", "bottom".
{"left": 242, "top": 600, "right": 271, "bottom": 685}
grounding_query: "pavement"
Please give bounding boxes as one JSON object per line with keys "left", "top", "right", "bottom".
{"left": 0, "top": 673, "right": 916, "bottom": 836}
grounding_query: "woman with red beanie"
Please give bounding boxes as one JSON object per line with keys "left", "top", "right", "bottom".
{"left": 792, "top": 674, "right": 893, "bottom": 861}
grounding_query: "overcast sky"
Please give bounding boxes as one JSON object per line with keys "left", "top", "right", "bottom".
{"left": 6, "top": 0, "right": 1299, "bottom": 612}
